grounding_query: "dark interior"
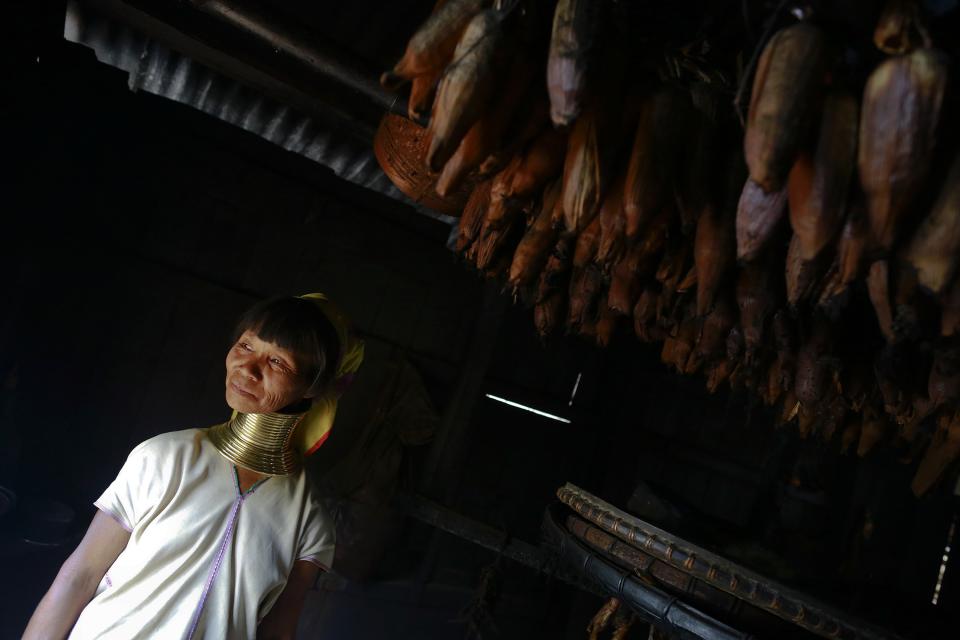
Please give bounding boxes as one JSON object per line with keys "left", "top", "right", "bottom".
{"left": 3, "top": 2, "right": 960, "bottom": 639}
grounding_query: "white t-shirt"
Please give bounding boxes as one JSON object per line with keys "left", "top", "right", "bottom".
{"left": 69, "top": 428, "right": 335, "bottom": 640}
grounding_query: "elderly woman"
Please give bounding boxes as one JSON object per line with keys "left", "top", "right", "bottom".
{"left": 23, "top": 294, "right": 363, "bottom": 639}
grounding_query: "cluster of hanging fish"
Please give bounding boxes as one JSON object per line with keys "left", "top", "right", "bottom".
{"left": 383, "top": 0, "right": 960, "bottom": 496}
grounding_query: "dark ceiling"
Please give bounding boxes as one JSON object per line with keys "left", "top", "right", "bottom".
{"left": 63, "top": 0, "right": 454, "bottom": 223}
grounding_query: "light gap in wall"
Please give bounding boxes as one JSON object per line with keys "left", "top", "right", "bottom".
{"left": 568, "top": 372, "right": 582, "bottom": 407}
{"left": 932, "top": 514, "right": 957, "bottom": 605}
{"left": 485, "top": 394, "right": 571, "bottom": 424}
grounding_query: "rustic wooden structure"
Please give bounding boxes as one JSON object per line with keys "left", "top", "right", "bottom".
{"left": 555, "top": 483, "right": 903, "bottom": 639}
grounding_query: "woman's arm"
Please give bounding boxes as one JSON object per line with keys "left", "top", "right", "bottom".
{"left": 256, "top": 560, "right": 321, "bottom": 640}
{"left": 22, "top": 510, "right": 131, "bottom": 640}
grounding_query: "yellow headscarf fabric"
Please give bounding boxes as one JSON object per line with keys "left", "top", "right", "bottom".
{"left": 297, "top": 293, "right": 365, "bottom": 455}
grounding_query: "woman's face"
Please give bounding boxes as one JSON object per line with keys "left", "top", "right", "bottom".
{"left": 225, "top": 330, "right": 314, "bottom": 414}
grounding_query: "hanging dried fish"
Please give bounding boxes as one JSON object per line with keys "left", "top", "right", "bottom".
{"left": 873, "top": 0, "right": 925, "bottom": 55}
{"left": 820, "top": 391, "right": 849, "bottom": 442}
{"left": 681, "top": 328, "right": 707, "bottom": 375}
{"left": 457, "top": 179, "right": 493, "bottom": 253}
{"left": 568, "top": 265, "right": 603, "bottom": 330}
{"left": 785, "top": 233, "right": 830, "bottom": 306}
{"left": 727, "top": 335, "right": 749, "bottom": 392}
{"left": 797, "top": 404, "right": 819, "bottom": 439}
{"left": 901, "top": 350, "right": 960, "bottom": 443}
{"left": 857, "top": 404, "right": 889, "bottom": 457}
{"left": 788, "top": 91, "right": 858, "bottom": 261}
{"left": 942, "top": 277, "right": 960, "bottom": 337}
{"left": 901, "top": 394, "right": 933, "bottom": 444}
{"left": 736, "top": 259, "right": 778, "bottom": 365}
{"left": 929, "top": 348, "right": 960, "bottom": 411}
{"left": 427, "top": 9, "right": 504, "bottom": 172}
{"left": 873, "top": 349, "right": 905, "bottom": 424}
{"left": 771, "top": 309, "right": 797, "bottom": 395}
{"left": 397, "top": 0, "right": 453, "bottom": 117}
{"left": 480, "top": 91, "right": 550, "bottom": 176}
{"left": 505, "top": 127, "right": 569, "bottom": 202}
{"left": 409, "top": 69, "right": 443, "bottom": 121}
{"left": 633, "top": 286, "right": 660, "bottom": 342}
{"left": 736, "top": 178, "right": 788, "bottom": 262}
{"left": 694, "top": 203, "right": 735, "bottom": 315}
{"left": 578, "top": 317, "right": 598, "bottom": 339}
{"left": 795, "top": 317, "right": 835, "bottom": 411}
{"left": 473, "top": 214, "right": 521, "bottom": 271}
{"left": 587, "top": 597, "right": 620, "bottom": 640}
{"left": 634, "top": 208, "right": 671, "bottom": 267}
{"left": 902, "top": 153, "right": 960, "bottom": 295}
{"left": 656, "top": 285, "right": 685, "bottom": 336}
{"left": 561, "top": 104, "right": 612, "bottom": 234}
{"left": 841, "top": 361, "right": 872, "bottom": 414}
{"left": 859, "top": 48, "right": 947, "bottom": 250}
{"left": 779, "top": 388, "right": 800, "bottom": 426}
{"left": 436, "top": 57, "right": 537, "bottom": 196}
{"left": 534, "top": 291, "right": 566, "bottom": 339}
{"left": 609, "top": 608, "right": 636, "bottom": 640}
{"left": 817, "top": 204, "right": 870, "bottom": 311}
{"left": 383, "top": 0, "right": 486, "bottom": 84}
{"left": 841, "top": 416, "right": 861, "bottom": 454}
{"left": 677, "top": 267, "right": 697, "bottom": 295}
{"left": 547, "top": 0, "right": 600, "bottom": 126}
{"left": 508, "top": 182, "right": 562, "bottom": 292}
{"left": 596, "top": 293, "right": 620, "bottom": 347}
{"left": 437, "top": 115, "right": 487, "bottom": 196}
{"left": 912, "top": 411, "right": 960, "bottom": 496}
{"left": 534, "top": 236, "right": 572, "bottom": 339}
{"left": 706, "top": 358, "right": 736, "bottom": 394}
{"left": 607, "top": 245, "right": 644, "bottom": 315}
{"left": 397, "top": 1, "right": 458, "bottom": 119}
{"left": 623, "top": 97, "right": 659, "bottom": 241}
{"left": 656, "top": 233, "right": 691, "bottom": 294}
{"left": 672, "top": 311, "right": 702, "bottom": 374}
{"left": 892, "top": 262, "right": 924, "bottom": 345}
{"left": 744, "top": 22, "right": 827, "bottom": 193}
{"left": 473, "top": 189, "right": 526, "bottom": 272}
{"left": 793, "top": 315, "right": 847, "bottom": 439}
{"left": 596, "top": 173, "right": 628, "bottom": 271}
{"left": 484, "top": 154, "right": 531, "bottom": 232}
{"left": 765, "top": 358, "right": 787, "bottom": 406}
{"left": 727, "top": 322, "right": 746, "bottom": 363}
{"left": 480, "top": 196, "right": 526, "bottom": 244}
{"left": 537, "top": 235, "right": 574, "bottom": 304}
{"left": 661, "top": 335, "right": 679, "bottom": 368}
{"left": 624, "top": 89, "right": 688, "bottom": 240}
{"left": 694, "top": 295, "right": 737, "bottom": 364}
{"left": 677, "top": 83, "right": 720, "bottom": 232}
{"left": 482, "top": 250, "right": 514, "bottom": 280}
{"left": 867, "top": 259, "right": 895, "bottom": 342}
{"left": 573, "top": 214, "right": 603, "bottom": 270}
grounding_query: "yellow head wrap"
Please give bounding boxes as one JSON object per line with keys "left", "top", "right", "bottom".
{"left": 296, "top": 293, "right": 364, "bottom": 455}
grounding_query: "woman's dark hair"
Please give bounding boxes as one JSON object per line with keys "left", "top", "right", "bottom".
{"left": 232, "top": 297, "right": 341, "bottom": 396}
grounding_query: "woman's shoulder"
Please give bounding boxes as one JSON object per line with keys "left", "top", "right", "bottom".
{"left": 128, "top": 427, "right": 209, "bottom": 461}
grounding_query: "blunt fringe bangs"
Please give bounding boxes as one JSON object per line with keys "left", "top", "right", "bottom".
{"left": 232, "top": 297, "right": 341, "bottom": 393}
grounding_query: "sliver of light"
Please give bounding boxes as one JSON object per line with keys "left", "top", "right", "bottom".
{"left": 485, "top": 394, "right": 571, "bottom": 424}
{"left": 932, "top": 514, "right": 957, "bottom": 605}
{"left": 568, "top": 372, "right": 582, "bottom": 407}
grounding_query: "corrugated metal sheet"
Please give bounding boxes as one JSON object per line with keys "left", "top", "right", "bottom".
{"left": 63, "top": 0, "right": 456, "bottom": 226}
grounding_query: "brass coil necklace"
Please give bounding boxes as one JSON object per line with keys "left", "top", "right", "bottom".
{"left": 207, "top": 411, "right": 306, "bottom": 476}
